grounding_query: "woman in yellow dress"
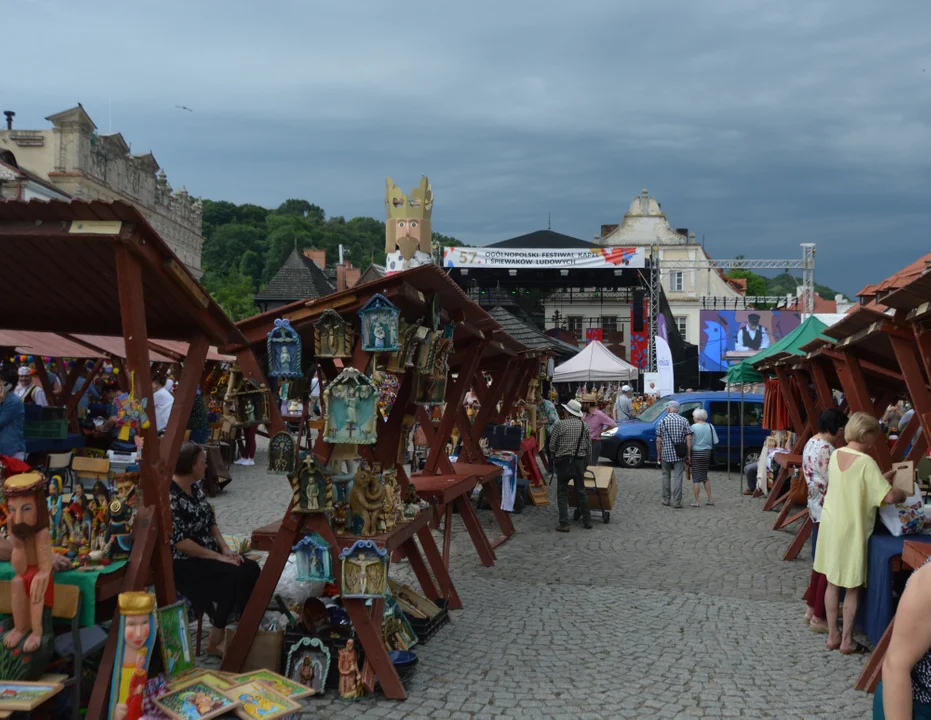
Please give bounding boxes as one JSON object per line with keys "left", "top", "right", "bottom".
{"left": 813, "top": 412, "right": 906, "bottom": 654}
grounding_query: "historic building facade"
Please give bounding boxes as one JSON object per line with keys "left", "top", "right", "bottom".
{"left": 0, "top": 105, "right": 204, "bottom": 277}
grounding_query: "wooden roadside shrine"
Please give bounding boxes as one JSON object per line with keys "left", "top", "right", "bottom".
{"left": 0, "top": 199, "right": 247, "bottom": 719}
{"left": 222, "top": 264, "right": 533, "bottom": 699}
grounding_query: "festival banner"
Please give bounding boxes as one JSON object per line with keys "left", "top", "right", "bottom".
{"left": 443, "top": 246, "right": 646, "bottom": 269}
{"left": 585, "top": 328, "right": 604, "bottom": 344}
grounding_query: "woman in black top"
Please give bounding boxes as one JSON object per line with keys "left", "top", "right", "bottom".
{"left": 170, "top": 442, "right": 260, "bottom": 656}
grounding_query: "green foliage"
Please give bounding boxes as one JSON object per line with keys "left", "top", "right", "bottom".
{"left": 727, "top": 268, "right": 847, "bottom": 302}
{"left": 726, "top": 269, "right": 768, "bottom": 297}
{"left": 198, "top": 197, "right": 462, "bottom": 320}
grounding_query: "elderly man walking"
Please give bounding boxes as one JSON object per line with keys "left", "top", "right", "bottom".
{"left": 656, "top": 400, "right": 692, "bottom": 508}
{"left": 614, "top": 385, "right": 634, "bottom": 422}
{"left": 548, "top": 399, "right": 593, "bottom": 532}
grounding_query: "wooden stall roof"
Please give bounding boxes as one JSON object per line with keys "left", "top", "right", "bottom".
{"left": 823, "top": 306, "right": 889, "bottom": 340}
{"left": 799, "top": 336, "right": 832, "bottom": 355}
{"left": 234, "top": 263, "right": 530, "bottom": 361}
{"left": 148, "top": 339, "right": 234, "bottom": 363}
{"left": 71, "top": 334, "right": 175, "bottom": 363}
{"left": 0, "top": 199, "right": 245, "bottom": 346}
{"left": 0, "top": 330, "right": 105, "bottom": 358}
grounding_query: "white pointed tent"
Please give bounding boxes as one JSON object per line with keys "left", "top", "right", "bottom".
{"left": 552, "top": 340, "right": 640, "bottom": 383}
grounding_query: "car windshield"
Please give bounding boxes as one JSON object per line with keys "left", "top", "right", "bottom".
{"left": 635, "top": 398, "right": 673, "bottom": 423}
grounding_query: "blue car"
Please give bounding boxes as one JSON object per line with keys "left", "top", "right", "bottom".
{"left": 600, "top": 391, "right": 767, "bottom": 469}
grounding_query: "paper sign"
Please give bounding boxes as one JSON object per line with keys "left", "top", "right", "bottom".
{"left": 892, "top": 461, "right": 914, "bottom": 494}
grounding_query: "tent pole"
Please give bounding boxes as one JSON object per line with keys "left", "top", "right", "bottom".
{"left": 727, "top": 382, "right": 731, "bottom": 489}
{"left": 740, "top": 383, "right": 745, "bottom": 484}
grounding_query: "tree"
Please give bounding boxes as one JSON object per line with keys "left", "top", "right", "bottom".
{"left": 261, "top": 214, "right": 317, "bottom": 283}
{"left": 274, "top": 199, "right": 325, "bottom": 222}
{"left": 202, "top": 223, "right": 266, "bottom": 283}
{"left": 727, "top": 269, "right": 768, "bottom": 297}
{"left": 205, "top": 267, "right": 259, "bottom": 321}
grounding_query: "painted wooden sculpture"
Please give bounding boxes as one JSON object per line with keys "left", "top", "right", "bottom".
{"left": 108, "top": 591, "right": 157, "bottom": 720}
{"left": 338, "top": 540, "right": 388, "bottom": 599}
{"left": 289, "top": 454, "right": 333, "bottom": 514}
{"left": 337, "top": 638, "right": 363, "bottom": 699}
{"left": 358, "top": 294, "right": 401, "bottom": 352}
{"left": 293, "top": 533, "right": 334, "bottom": 583}
{"left": 349, "top": 463, "right": 385, "bottom": 536}
{"left": 267, "top": 317, "right": 303, "bottom": 378}
{"left": 234, "top": 380, "right": 270, "bottom": 428}
{"left": 314, "top": 309, "right": 354, "bottom": 358}
{"left": 268, "top": 431, "right": 297, "bottom": 475}
{"left": 384, "top": 176, "right": 434, "bottom": 274}
{"left": 323, "top": 368, "right": 379, "bottom": 445}
{"left": 0, "top": 472, "right": 54, "bottom": 681}
{"left": 285, "top": 636, "right": 331, "bottom": 695}
{"left": 381, "top": 467, "right": 402, "bottom": 531}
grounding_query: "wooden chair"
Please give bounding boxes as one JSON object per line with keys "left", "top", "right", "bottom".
{"left": 0, "top": 580, "right": 104, "bottom": 720}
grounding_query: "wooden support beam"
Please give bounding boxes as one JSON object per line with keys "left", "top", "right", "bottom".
{"left": 160, "top": 335, "right": 210, "bottom": 474}
{"left": 31, "top": 356, "right": 55, "bottom": 404}
{"left": 59, "top": 361, "right": 83, "bottom": 406}
{"left": 834, "top": 350, "right": 893, "bottom": 470}
{"left": 889, "top": 333, "right": 931, "bottom": 466}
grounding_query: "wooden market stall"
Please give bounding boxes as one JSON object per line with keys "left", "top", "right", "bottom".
{"left": 0, "top": 199, "right": 247, "bottom": 719}
{"left": 222, "top": 263, "right": 538, "bottom": 699}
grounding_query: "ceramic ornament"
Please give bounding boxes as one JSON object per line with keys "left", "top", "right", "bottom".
{"left": 358, "top": 294, "right": 401, "bottom": 352}
{"left": 338, "top": 540, "right": 388, "bottom": 599}
{"left": 292, "top": 533, "right": 334, "bottom": 583}
{"left": 267, "top": 432, "right": 298, "bottom": 476}
{"left": 313, "top": 309, "right": 353, "bottom": 359}
{"left": 323, "top": 368, "right": 379, "bottom": 445}
{"left": 267, "top": 318, "right": 302, "bottom": 379}
{"left": 288, "top": 454, "right": 333, "bottom": 514}
{"left": 284, "top": 637, "right": 330, "bottom": 696}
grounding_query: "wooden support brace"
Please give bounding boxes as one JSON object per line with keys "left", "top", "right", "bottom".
{"left": 783, "top": 515, "right": 813, "bottom": 561}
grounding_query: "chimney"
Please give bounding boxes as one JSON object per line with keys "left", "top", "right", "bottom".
{"left": 303, "top": 248, "right": 325, "bottom": 269}
{"left": 345, "top": 266, "right": 361, "bottom": 289}
{"left": 339, "top": 244, "right": 345, "bottom": 265}
{"left": 336, "top": 264, "right": 347, "bottom": 292}
{"left": 3, "top": 111, "right": 13, "bottom": 131}
{"left": 593, "top": 233, "right": 600, "bottom": 243}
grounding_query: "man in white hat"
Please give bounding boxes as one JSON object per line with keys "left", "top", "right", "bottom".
{"left": 547, "top": 399, "right": 593, "bottom": 532}
{"left": 614, "top": 385, "right": 634, "bottom": 423}
{"left": 13, "top": 367, "right": 46, "bottom": 407}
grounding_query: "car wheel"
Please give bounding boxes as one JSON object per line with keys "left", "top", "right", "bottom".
{"left": 743, "top": 448, "right": 761, "bottom": 466}
{"left": 618, "top": 441, "right": 645, "bottom": 468}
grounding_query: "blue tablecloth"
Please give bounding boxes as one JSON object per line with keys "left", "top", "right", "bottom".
{"left": 25, "top": 433, "right": 85, "bottom": 454}
{"left": 858, "top": 531, "right": 931, "bottom": 644}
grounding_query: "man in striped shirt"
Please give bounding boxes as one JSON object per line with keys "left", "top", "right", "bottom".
{"left": 656, "top": 401, "right": 692, "bottom": 509}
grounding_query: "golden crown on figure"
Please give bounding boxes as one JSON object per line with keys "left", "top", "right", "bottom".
{"left": 118, "top": 591, "right": 156, "bottom": 616}
{"left": 385, "top": 177, "right": 433, "bottom": 220}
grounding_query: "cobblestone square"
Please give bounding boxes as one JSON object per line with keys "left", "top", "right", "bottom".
{"left": 211, "top": 452, "right": 874, "bottom": 719}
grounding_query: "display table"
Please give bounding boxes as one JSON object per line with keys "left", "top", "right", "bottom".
{"left": 0, "top": 560, "right": 126, "bottom": 627}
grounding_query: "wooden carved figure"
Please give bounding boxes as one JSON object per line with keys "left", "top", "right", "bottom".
{"left": 358, "top": 294, "right": 401, "bottom": 352}
{"left": 382, "top": 467, "right": 402, "bottom": 531}
{"left": 323, "top": 368, "right": 379, "bottom": 445}
{"left": 289, "top": 454, "right": 333, "bottom": 513}
{"left": 46, "top": 476, "right": 62, "bottom": 546}
{"left": 337, "top": 638, "right": 363, "bottom": 699}
{"left": 339, "top": 539, "right": 388, "bottom": 600}
{"left": 314, "top": 309, "right": 353, "bottom": 358}
{"left": 0, "top": 472, "right": 55, "bottom": 680}
{"left": 331, "top": 502, "right": 349, "bottom": 536}
{"left": 349, "top": 463, "right": 385, "bottom": 536}
{"left": 293, "top": 533, "right": 334, "bottom": 583}
{"left": 383, "top": 595, "right": 418, "bottom": 651}
{"left": 109, "top": 591, "right": 157, "bottom": 720}
{"left": 267, "top": 317, "right": 303, "bottom": 378}
{"left": 234, "top": 381, "right": 270, "bottom": 427}
{"left": 285, "top": 636, "right": 331, "bottom": 696}
{"left": 385, "top": 175, "right": 434, "bottom": 274}
{"left": 386, "top": 319, "right": 420, "bottom": 373}
{"left": 268, "top": 431, "right": 297, "bottom": 475}
{"left": 399, "top": 414, "right": 416, "bottom": 464}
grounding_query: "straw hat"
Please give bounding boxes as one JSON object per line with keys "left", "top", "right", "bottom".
{"left": 562, "top": 399, "right": 583, "bottom": 417}
{"left": 581, "top": 393, "right": 598, "bottom": 404}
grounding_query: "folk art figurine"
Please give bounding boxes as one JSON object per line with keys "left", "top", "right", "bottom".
{"left": 386, "top": 319, "right": 420, "bottom": 373}
{"left": 331, "top": 503, "right": 349, "bottom": 536}
{"left": 358, "top": 294, "right": 401, "bottom": 352}
{"left": 267, "top": 317, "right": 302, "bottom": 378}
{"left": 0, "top": 472, "right": 55, "bottom": 680}
{"left": 349, "top": 463, "right": 386, "bottom": 536}
{"left": 285, "top": 636, "right": 331, "bottom": 695}
{"left": 403, "top": 483, "right": 428, "bottom": 519}
{"left": 293, "top": 533, "right": 334, "bottom": 583}
{"left": 314, "top": 309, "right": 353, "bottom": 358}
{"left": 384, "top": 175, "right": 434, "bottom": 274}
{"left": 338, "top": 638, "right": 363, "bottom": 699}
{"left": 268, "top": 431, "right": 298, "bottom": 475}
{"left": 323, "top": 368, "right": 379, "bottom": 445}
{"left": 381, "top": 467, "right": 402, "bottom": 531}
{"left": 46, "top": 476, "right": 62, "bottom": 545}
{"left": 234, "top": 381, "right": 270, "bottom": 427}
{"left": 289, "top": 454, "right": 332, "bottom": 513}
{"left": 108, "top": 591, "right": 157, "bottom": 720}
{"left": 339, "top": 539, "right": 388, "bottom": 600}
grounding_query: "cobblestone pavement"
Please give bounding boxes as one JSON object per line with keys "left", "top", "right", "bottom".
{"left": 208, "top": 450, "right": 875, "bottom": 719}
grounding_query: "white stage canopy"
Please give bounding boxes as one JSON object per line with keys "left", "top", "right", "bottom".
{"left": 552, "top": 340, "right": 640, "bottom": 383}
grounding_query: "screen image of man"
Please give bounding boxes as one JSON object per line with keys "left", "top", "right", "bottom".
{"left": 734, "top": 313, "right": 771, "bottom": 352}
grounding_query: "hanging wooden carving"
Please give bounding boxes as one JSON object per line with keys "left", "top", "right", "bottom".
{"left": 358, "top": 294, "right": 401, "bottom": 353}
{"left": 323, "top": 368, "right": 379, "bottom": 445}
{"left": 293, "top": 533, "right": 334, "bottom": 583}
{"left": 338, "top": 540, "right": 388, "bottom": 599}
{"left": 289, "top": 454, "right": 333, "bottom": 513}
{"left": 314, "top": 309, "right": 353, "bottom": 359}
{"left": 268, "top": 432, "right": 297, "bottom": 475}
{"left": 349, "top": 462, "right": 386, "bottom": 535}
{"left": 386, "top": 319, "right": 420, "bottom": 373}
{"left": 267, "top": 318, "right": 302, "bottom": 378}
{"left": 234, "top": 380, "right": 271, "bottom": 427}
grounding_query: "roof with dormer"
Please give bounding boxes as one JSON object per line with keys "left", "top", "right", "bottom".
{"left": 487, "top": 229, "right": 597, "bottom": 249}
{"left": 254, "top": 248, "right": 335, "bottom": 303}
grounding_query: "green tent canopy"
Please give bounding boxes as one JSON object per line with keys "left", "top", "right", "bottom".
{"left": 728, "top": 316, "right": 831, "bottom": 382}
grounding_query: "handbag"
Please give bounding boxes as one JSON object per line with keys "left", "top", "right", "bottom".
{"left": 789, "top": 469, "right": 809, "bottom": 506}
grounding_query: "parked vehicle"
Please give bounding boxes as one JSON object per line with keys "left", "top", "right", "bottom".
{"left": 600, "top": 391, "right": 766, "bottom": 469}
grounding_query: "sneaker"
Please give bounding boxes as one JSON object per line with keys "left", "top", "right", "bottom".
{"left": 662, "top": 501, "right": 671, "bottom": 507}
{"left": 244, "top": 458, "right": 255, "bottom": 466}
{"left": 233, "top": 458, "right": 246, "bottom": 465}
{"left": 555, "top": 525, "right": 570, "bottom": 533}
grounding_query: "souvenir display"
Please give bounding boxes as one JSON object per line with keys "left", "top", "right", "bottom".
{"left": 381, "top": 467, "right": 402, "bottom": 531}
{"left": 171, "top": 671, "right": 235, "bottom": 692}
{"left": 386, "top": 320, "right": 420, "bottom": 373}
{"left": 292, "top": 533, "right": 334, "bottom": 583}
{"left": 375, "top": 371, "right": 399, "bottom": 420}
{"left": 223, "top": 680, "right": 299, "bottom": 719}
{"left": 358, "top": 294, "right": 401, "bottom": 352}
{"left": 107, "top": 493, "right": 136, "bottom": 560}
{"left": 289, "top": 454, "right": 333, "bottom": 514}
{"left": 109, "top": 591, "right": 157, "bottom": 720}
{"left": 267, "top": 432, "right": 297, "bottom": 476}
{"left": 155, "top": 679, "right": 239, "bottom": 720}
{"left": 323, "top": 368, "right": 379, "bottom": 445}
{"left": 234, "top": 669, "right": 315, "bottom": 700}
{"left": 234, "top": 382, "right": 270, "bottom": 428}
{"left": 113, "top": 374, "right": 152, "bottom": 443}
{"left": 403, "top": 483, "right": 428, "bottom": 519}
{"left": 0, "top": 680, "right": 64, "bottom": 712}
{"left": 338, "top": 539, "right": 388, "bottom": 599}
{"left": 383, "top": 595, "right": 418, "bottom": 652}
{"left": 384, "top": 175, "right": 434, "bottom": 274}
{"left": 349, "top": 463, "right": 386, "bottom": 536}
{"left": 157, "top": 601, "right": 196, "bottom": 682}
{"left": 331, "top": 503, "right": 349, "bottom": 536}
{"left": 337, "top": 638, "right": 364, "bottom": 699}
{"left": 284, "top": 637, "right": 331, "bottom": 696}
{"left": 313, "top": 309, "right": 354, "bottom": 359}
{"left": 266, "top": 318, "right": 302, "bottom": 379}
{"left": 0, "top": 472, "right": 55, "bottom": 681}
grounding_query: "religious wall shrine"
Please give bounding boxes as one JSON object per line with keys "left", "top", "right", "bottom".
{"left": 0, "top": 179, "right": 559, "bottom": 717}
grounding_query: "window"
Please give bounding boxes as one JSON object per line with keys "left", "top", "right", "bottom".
{"left": 675, "top": 316, "right": 688, "bottom": 341}
{"left": 678, "top": 401, "right": 703, "bottom": 425}
{"left": 567, "top": 316, "right": 583, "bottom": 336}
{"left": 709, "top": 401, "right": 764, "bottom": 427}
{"left": 601, "top": 316, "right": 618, "bottom": 335}
{"left": 671, "top": 272, "right": 684, "bottom": 292}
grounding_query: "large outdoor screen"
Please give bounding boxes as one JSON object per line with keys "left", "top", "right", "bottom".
{"left": 698, "top": 310, "right": 801, "bottom": 372}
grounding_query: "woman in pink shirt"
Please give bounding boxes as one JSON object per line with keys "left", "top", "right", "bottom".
{"left": 582, "top": 395, "right": 616, "bottom": 466}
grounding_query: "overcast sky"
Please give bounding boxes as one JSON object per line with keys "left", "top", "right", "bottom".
{"left": 6, "top": 0, "right": 931, "bottom": 295}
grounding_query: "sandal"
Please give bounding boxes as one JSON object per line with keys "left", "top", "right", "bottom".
{"left": 706, "top": 501, "right": 714, "bottom": 506}
{"left": 840, "top": 642, "right": 871, "bottom": 655}
{"left": 809, "top": 620, "right": 829, "bottom": 634}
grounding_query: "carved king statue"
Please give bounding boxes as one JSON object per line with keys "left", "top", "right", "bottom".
{"left": 385, "top": 176, "right": 434, "bottom": 274}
